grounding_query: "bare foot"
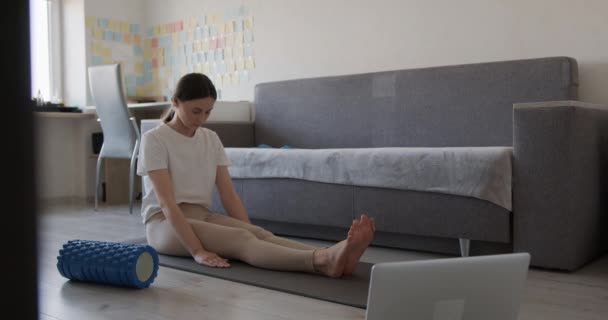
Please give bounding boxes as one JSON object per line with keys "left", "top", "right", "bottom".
{"left": 313, "top": 214, "right": 375, "bottom": 278}
{"left": 313, "top": 240, "right": 348, "bottom": 278}
{"left": 342, "top": 214, "right": 375, "bottom": 276}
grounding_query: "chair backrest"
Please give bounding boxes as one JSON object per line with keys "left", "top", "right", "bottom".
{"left": 88, "top": 64, "right": 137, "bottom": 158}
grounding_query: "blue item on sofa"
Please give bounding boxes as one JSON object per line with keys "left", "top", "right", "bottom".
{"left": 56, "top": 240, "right": 159, "bottom": 288}
{"left": 257, "top": 144, "right": 273, "bottom": 148}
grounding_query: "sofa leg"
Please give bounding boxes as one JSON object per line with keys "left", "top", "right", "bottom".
{"left": 459, "top": 238, "right": 470, "bottom": 257}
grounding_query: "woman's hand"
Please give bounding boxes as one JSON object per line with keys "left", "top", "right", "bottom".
{"left": 193, "top": 249, "right": 231, "bottom": 268}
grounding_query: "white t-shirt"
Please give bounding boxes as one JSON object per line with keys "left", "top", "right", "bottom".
{"left": 137, "top": 123, "right": 231, "bottom": 223}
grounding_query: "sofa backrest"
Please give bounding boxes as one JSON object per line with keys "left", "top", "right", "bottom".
{"left": 254, "top": 57, "right": 578, "bottom": 148}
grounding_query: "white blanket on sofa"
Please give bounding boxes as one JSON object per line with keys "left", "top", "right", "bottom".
{"left": 225, "top": 147, "right": 513, "bottom": 211}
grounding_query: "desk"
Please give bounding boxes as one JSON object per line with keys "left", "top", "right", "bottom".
{"left": 83, "top": 102, "right": 171, "bottom": 114}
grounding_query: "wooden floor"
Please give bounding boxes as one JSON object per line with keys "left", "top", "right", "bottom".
{"left": 38, "top": 201, "right": 608, "bottom": 320}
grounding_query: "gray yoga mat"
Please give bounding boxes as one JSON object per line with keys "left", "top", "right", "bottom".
{"left": 126, "top": 237, "right": 372, "bottom": 309}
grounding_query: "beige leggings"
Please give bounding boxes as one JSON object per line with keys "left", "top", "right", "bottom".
{"left": 146, "top": 203, "right": 319, "bottom": 273}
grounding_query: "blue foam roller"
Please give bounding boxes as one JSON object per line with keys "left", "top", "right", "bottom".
{"left": 57, "top": 240, "right": 159, "bottom": 289}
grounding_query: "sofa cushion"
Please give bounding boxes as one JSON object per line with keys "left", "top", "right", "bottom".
{"left": 225, "top": 147, "right": 513, "bottom": 210}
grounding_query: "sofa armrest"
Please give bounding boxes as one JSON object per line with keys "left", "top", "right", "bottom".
{"left": 513, "top": 100, "right": 608, "bottom": 270}
{"left": 203, "top": 121, "right": 255, "bottom": 147}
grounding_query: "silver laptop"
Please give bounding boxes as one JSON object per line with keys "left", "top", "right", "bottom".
{"left": 365, "top": 253, "right": 530, "bottom": 320}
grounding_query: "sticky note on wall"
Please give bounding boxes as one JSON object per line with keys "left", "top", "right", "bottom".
{"left": 94, "top": 29, "right": 103, "bottom": 40}
{"left": 245, "top": 57, "right": 255, "bottom": 70}
{"left": 244, "top": 17, "right": 253, "bottom": 30}
{"left": 86, "top": 16, "right": 96, "bottom": 28}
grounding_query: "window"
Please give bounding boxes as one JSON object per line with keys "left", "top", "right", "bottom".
{"left": 30, "top": 0, "right": 61, "bottom": 102}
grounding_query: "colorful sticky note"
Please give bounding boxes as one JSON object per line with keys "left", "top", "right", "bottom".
{"left": 151, "top": 38, "right": 158, "bottom": 48}
{"left": 231, "top": 72, "right": 240, "bottom": 85}
{"left": 240, "top": 70, "right": 249, "bottom": 82}
{"left": 124, "top": 33, "right": 133, "bottom": 44}
{"left": 113, "top": 32, "right": 122, "bottom": 42}
{"left": 125, "top": 75, "right": 136, "bottom": 85}
{"left": 207, "top": 50, "right": 216, "bottom": 62}
{"left": 210, "top": 38, "right": 217, "bottom": 50}
{"left": 198, "top": 52, "right": 206, "bottom": 63}
{"left": 244, "top": 44, "right": 253, "bottom": 57}
{"left": 102, "top": 55, "right": 113, "bottom": 64}
{"left": 214, "top": 75, "right": 223, "bottom": 87}
{"left": 136, "top": 87, "right": 145, "bottom": 96}
{"left": 120, "top": 22, "right": 129, "bottom": 33}
{"left": 216, "top": 23, "right": 225, "bottom": 35}
{"left": 86, "top": 16, "right": 96, "bottom": 29}
{"left": 210, "top": 25, "right": 218, "bottom": 38}
{"left": 202, "top": 63, "right": 210, "bottom": 74}
{"left": 127, "top": 85, "right": 136, "bottom": 97}
{"left": 245, "top": 57, "right": 255, "bottom": 70}
{"left": 234, "top": 32, "right": 243, "bottom": 45}
{"left": 216, "top": 48, "right": 224, "bottom": 61}
{"left": 217, "top": 36, "right": 225, "bottom": 49}
{"left": 234, "top": 45, "right": 244, "bottom": 58}
{"left": 130, "top": 24, "right": 140, "bottom": 34}
{"left": 92, "top": 55, "right": 103, "bottom": 65}
{"left": 202, "top": 39, "right": 210, "bottom": 51}
{"left": 227, "top": 60, "right": 235, "bottom": 73}
{"left": 224, "top": 47, "right": 233, "bottom": 60}
{"left": 94, "top": 29, "right": 103, "bottom": 40}
{"left": 236, "top": 58, "right": 245, "bottom": 71}
{"left": 202, "top": 26, "right": 210, "bottom": 39}
{"left": 223, "top": 34, "right": 233, "bottom": 48}
{"left": 244, "top": 17, "right": 254, "bottom": 30}
{"left": 135, "top": 62, "right": 144, "bottom": 73}
{"left": 134, "top": 34, "right": 142, "bottom": 45}
{"left": 234, "top": 20, "right": 243, "bottom": 33}
{"left": 146, "top": 27, "right": 154, "bottom": 37}
{"left": 107, "top": 19, "right": 117, "bottom": 32}
{"left": 98, "top": 18, "right": 109, "bottom": 29}
{"left": 144, "top": 72, "right": 153, "bottom": 83}
{"left": 244, "top": 31, "right": 253, "bottom": 43}
{"left": 104, "top": 30, "right": 113, "bottom": 41}
{"left": 225, "top": 21, "right": 234, "bottom": 33}
{"left": 219, "top": 61, "right": 227, "bottom": 74}
{"left": 178, "top": 20, "right": 184, "bottom": 31}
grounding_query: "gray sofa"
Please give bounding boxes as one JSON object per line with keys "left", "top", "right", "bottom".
{"left": 144, "top": 57, "right": 608, "bottom": 271}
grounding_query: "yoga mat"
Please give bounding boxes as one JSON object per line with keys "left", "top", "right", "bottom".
{"left": 125, "top": 237, "right": 372, "bottom": 308}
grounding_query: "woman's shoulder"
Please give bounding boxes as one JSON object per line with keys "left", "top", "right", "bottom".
{"left": 197, "top": 126, "right": 219, "bottom": 138}
{"left": 143, "top": 123, "right": 170, "bottom": 142}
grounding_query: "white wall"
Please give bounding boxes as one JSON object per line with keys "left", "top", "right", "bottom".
{"left": 84, "top": 0, "right": 145, "bottom": 24}
{"left": 61, "top": 0, "right": 86, "bottom": 108}
{"left": 143, "top": 0, "right": 608, "bottom": 104}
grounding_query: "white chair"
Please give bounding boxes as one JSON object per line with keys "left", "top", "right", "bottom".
{"left": 88, "top": 64, "right": 140, "bottom": 214}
